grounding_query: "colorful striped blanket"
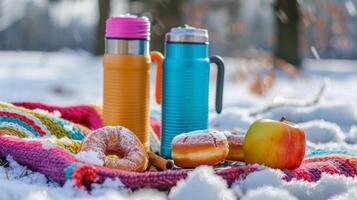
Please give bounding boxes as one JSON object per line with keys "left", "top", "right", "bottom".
{"left": 0, "top": 102, "right": 356, "bottom": 190}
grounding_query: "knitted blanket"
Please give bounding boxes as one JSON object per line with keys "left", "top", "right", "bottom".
{"left": 0, "top": 102, "right": 356, "bottom": 190}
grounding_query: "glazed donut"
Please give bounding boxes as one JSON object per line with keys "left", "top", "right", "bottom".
{"left": 224, "top": 129, "right": 245, "bottom": 161}
{"left": 79, "top": 126, "right": 148, "bottom": 172}
{"left": 171, "top": 130, "right": 229, "bottom": 168}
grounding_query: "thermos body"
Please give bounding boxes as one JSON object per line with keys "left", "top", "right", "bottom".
{"left": 103, "top": 47, "right": 151, "bottom": 150}
{"left": 102, "top": 16, "right": 163, "bottom": 151}
{"left": 158, "top": 26, "right": 225, "bottom": 158}
{"left": 161, "top": 43, "right": 210, "bottom": 157}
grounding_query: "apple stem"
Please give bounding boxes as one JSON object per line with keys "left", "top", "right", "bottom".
{"left": 280, "top": 116, "right": 286, "bottom": 122}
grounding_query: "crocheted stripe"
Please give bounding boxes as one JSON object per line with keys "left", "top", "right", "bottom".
{"left": 46, "top": 137, "right": 81, "bottom": 154}
{"left": 0, "top": 122, "right": 34, "bottom": 137}
{"left": 283, "top": 154, "right": 357, "bottom": 182}
{"left": 64, "top": 163, "right": 80, "bottom": 180}
{"left": 0, "top": 102, "right": 70, "bottom": 139}
{"left": 0, "top": 111, "right": 47, "bottom": 136}
{"left": 0, "top": 107, "right": 51, "bottom": 136}
{"left": 0, "top": 135, "right": 78, "bottom": 184}
{"left": 0, "top": 116, "right": 40, "bottom": 137}
{"left": 306, "top": 148, "right": 357, "bottom": 157}
{"left": 52, "top": 118, "right": 84, "bottom": 140}
{"left": 13, "top": 102, "right": 103, "bottom": 130}
{"left": 31, "top": 112, "right": 71, "bottom": 139}
{"left": 0, "top": 102, "right": 85, "bottom": 140}
{"left": 0, "top": 126, "right": 28, "bottom": 138}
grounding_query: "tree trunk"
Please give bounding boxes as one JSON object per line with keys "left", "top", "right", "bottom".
{"left": 274, "top": 0, "right": 301, "bottom": 68}
{"left": 94, "top": 0, "right": 110, "bottom": 55}
{"left": 144, "top": 0, "right": 184, "bottom": 52}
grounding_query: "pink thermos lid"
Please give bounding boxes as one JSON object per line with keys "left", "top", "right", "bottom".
{"left": 105, "top": 15, "right": 150, "bottom": 40}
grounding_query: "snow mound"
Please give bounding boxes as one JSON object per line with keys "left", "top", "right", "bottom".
{"left": 209, "top": 108, "right": 254, "bottom": 130}
{"left": 129, "top": 189, "right": 167, "bottom": 200}
{"left": 169, "top": 166, "right": 235, "bottom": 200}
{"left": 74, "top": 151, "right": 104, "bottom": 166}
{"left": 300, "top": 120, "right": 346, "bottom": 143}
{"left": 91, "top": 178, "right": 130, "bottom": 196}
{"left": 330, "top": 186, "right": 357, "bottom": 200}
{"left": 263, "top": 102, "right": 357, "bottom": 130}
{"left": 242, "top": 186, "right": 297, "bottom": 200}
{"left": 233, "top": 168, "right": 284, "bottom": 193}
{"left": 232, "top": 165, "right": 357, "bottom": 200}
{"left": 285, "top": 174, "right": 357, "bottom": 200}
{"left": 346, "top": 126, "right": 357, "bottom": 144}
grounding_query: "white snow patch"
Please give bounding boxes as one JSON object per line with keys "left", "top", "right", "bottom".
{"left": 233, "top": 168, "right": 284, "bottom": 193}
{"left": 285, "top": 174, "right": 357, "bottom": 200}
{"left": 262, "top": 102, "right": 357, "bottom": 130}
{"left": 300, "top": 120, "right": 346, "bottom": 143}
{"left": 169, "top": 166, "right": 235, "bottom": 200}
{"left": 58, "top": 137, "right": 74, "bottom": 144}
{"left": 40, "top": 139, "right": 57, "bottom": 150}
{"left": 346, "top": 126, "right": 357, "bottom": 144}
{"left": 63, "top": 124, "right": 74, "bottom": 132}
{"left": 129, "top": 189, "right": 167, "bottom": 200}
{"left": 232, "top": 167, "right": 357, "bottom": 200}
{"left": 91, "top": 178, "right": 130, "bottom": 196}
{"left": 33, "top": 108, "right": 62, "bottom": 118}
{"left": 330, "top": 186, "right": 357, "bottom": 200}
{"left": 40, "top": 136, "right": 73, "bottom": 150}
{"left": 74, "top": 151, "right": 104, "bottom": 166}
{"left": 242, "top": 186, "right": 298, "bottom": 200}
{"left": 209, "top": 108, "right": 254, "bottom": 130}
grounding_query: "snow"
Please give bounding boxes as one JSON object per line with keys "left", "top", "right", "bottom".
{"left": 1, "top": 51, "right": 357, "bottom": 199}
{"left": 210, "top": 108, "right": 254, "bottom": 130}
{"left": 74, "top": 151, "right": 104, "bottom": 166}
{"left": 33, "top": 108, "right": 62, "bottom": 118}
{"left": 261, "top": 102, "right": 357, "bottom": 131}
{"left": 232, "top": 168, "right": 357, "bottom": 200}
{"left": 40, "top": 139, "right": 57, "bottom": 150}
{"left": 169, "top": 166, "right": 235, "bottom": 200}
{"left": 300, "top": 120, "right": 346, "bottom": 143}
{"left": 242, "top": 186, "right": 298, "bottom": 200}
{"left": 346, "top": 126, "right": 357, "bottom": 144}
{"left": 234, "top": 168, "right": 284, "bottom": 192}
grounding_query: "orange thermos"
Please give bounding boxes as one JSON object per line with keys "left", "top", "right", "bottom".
{"left": 103, "top": 16, "right": 162, "bottom": 150}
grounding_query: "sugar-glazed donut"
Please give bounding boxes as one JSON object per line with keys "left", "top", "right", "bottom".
{"left": 79, "top": 126, "right": 148, "bottom": 172}
{"left": 171, "top": 130, "right": 229, "bottom": 168}
{"left": 224, "top": 129, "right": 245, "bottom": 161}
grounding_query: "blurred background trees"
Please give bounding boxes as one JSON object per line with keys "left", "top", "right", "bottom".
{"left": 0, "top": 0, "right": 356, "bottom": 62}
{"left": 274, "top": 0, "right": 301, "bottom": 68}
{"left": 94, "top": 0, "right": 110, "bottom": 55}
{"left": 130, "top": 0, "right": 185, "bottom": 52}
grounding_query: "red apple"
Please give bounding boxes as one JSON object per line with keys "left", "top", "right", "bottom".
{"left": 243, "top": 118, "right": 306, "bottom": 169}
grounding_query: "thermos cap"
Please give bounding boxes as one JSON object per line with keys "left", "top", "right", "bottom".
{"left": 165, "top": 25, "right": 208, "bottom": 43}
{"left": 105, "top": 14, "right": 150, "bottom": 40}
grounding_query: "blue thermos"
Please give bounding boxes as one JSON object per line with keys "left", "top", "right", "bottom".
{"left": 154, "top": 26, "right": 225, "bottom": 158}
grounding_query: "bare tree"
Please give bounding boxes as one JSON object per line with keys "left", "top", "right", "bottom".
{"left": 130, "top": 0, "right": 184, "bottom": 52}
{"left": 274, "top": 0, "right": 301, "bottom": 68}
{"left": 94, "top": 0, "right": 110, "bottom": 55}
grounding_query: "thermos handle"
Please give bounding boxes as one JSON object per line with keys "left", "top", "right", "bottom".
{"left": 209, "top": 56, "right": 225, "bottom": 114}
{"left": 150, "top": 51, "right": 164, "bottom": 105}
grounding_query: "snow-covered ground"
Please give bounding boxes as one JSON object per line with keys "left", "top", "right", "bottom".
{"left": 1, "top": 51, "right": 357, "bottom": 199}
